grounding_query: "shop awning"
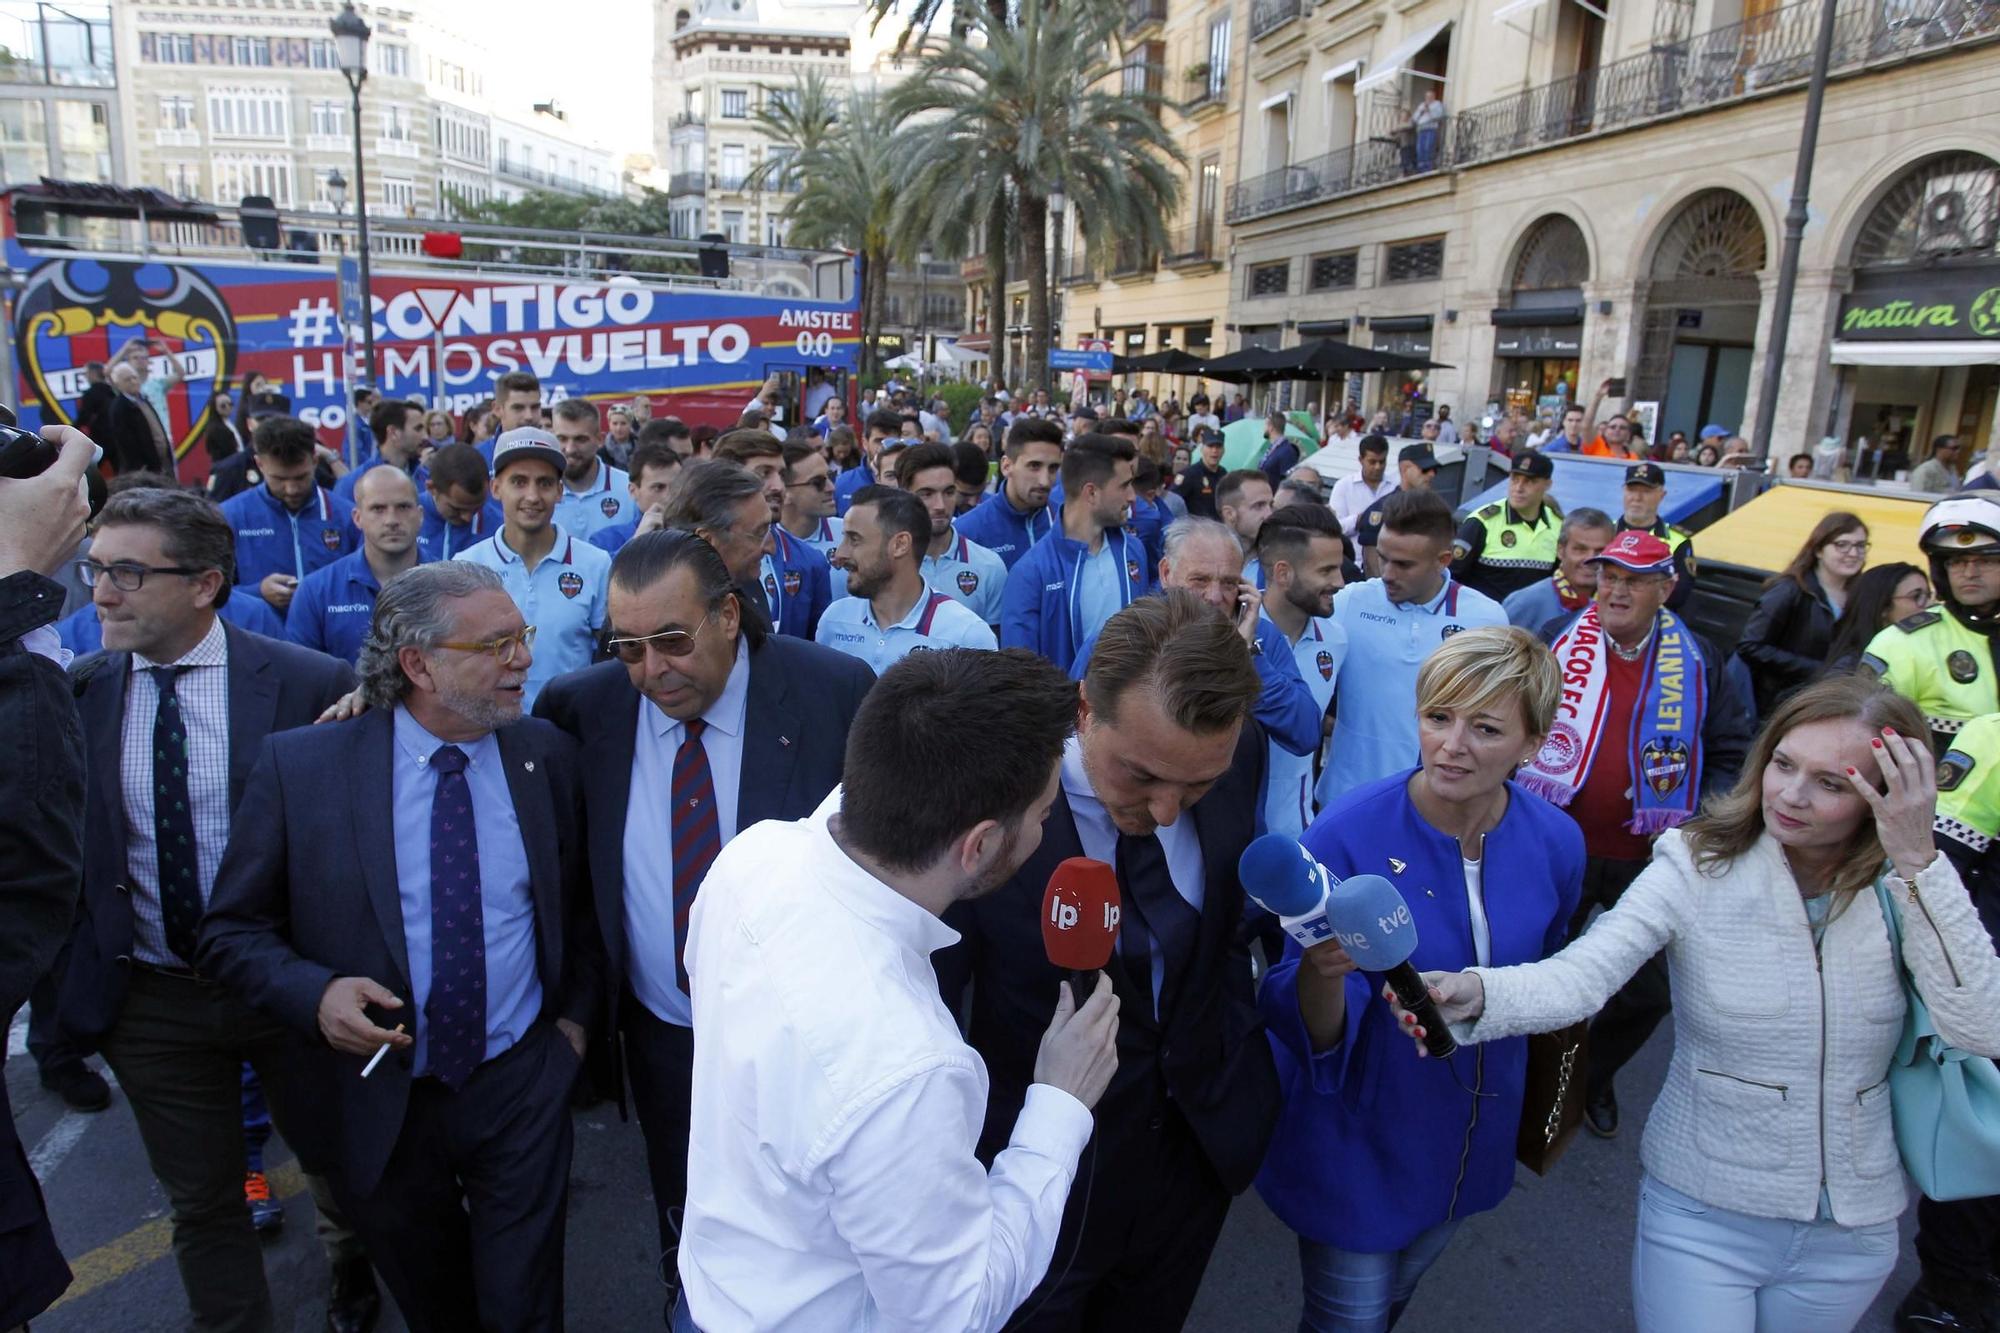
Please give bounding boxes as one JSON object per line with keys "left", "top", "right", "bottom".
{"left": 1830, "top": 340, "right": 2000, "bottom": 367}
{"left": 1693, "top": 482, "right": 1931, "bottom": 576}
{"left": 1354, "top": 20, "right": 1452, "bottom": 92}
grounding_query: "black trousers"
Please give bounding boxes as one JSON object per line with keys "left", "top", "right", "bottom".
{"left": 0, "top": 1029, "right": 70, "bottom": 1328}
{"left": 331, "top": 1022, "right": 579, "bottom": 1333}
{"left": 623, "top": 998, "right": 696, "bottom": 1296}
{"left": 1568, "top": 855, "right": 1671, "bottom": 1097}
{"left": 1915, "top": 1185, "right": 2000, "bottom": 1303}
{"left": 25, "top": 966, "right": 85, "bottom": 1079}
{"left": 1008, "top": 1098, "right": 1231, "bottom": 1333}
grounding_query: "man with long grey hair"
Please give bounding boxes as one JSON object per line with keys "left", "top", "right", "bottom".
{"left": 200, "top": 560, "right": 602, "bottom": 1333}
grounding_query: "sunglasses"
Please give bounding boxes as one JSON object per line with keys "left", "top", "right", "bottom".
{"left": 604, "top": 610, "right": 715, "bottom": 663}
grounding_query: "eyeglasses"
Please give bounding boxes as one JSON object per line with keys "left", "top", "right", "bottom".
{"left": 76, "top": 559, "right": 205, "bottom": 591}
{"left": 604, "top": 610, "right": 714, "bottom": 663}
{"left": 787, "top": 474, "right": 832, "bottom": 491}
{"left": 1945, "top": 552, "right": 2000, "bottom": 571}
{"left": 1826, "top": 539, "right": 1871, "bottom": 555}
{"left": 436, "top": 625, "right": 536, "bottom": 666}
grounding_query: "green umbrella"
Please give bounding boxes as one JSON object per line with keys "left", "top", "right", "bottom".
{"left": 1220, "top": 415, "right": 1319, "bottom": 471}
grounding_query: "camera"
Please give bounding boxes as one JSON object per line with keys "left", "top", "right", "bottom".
{"left": 0, "top": 404, "right": 107, "bottom": 517}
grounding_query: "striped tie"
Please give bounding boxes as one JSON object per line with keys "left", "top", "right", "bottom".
{"left": 671, "top": 718, "right": 720, "bottom": 994}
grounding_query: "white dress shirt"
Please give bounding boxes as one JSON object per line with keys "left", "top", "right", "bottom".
{"left": 624, "top": 636, "right": 749, "bottom": 1027}
{"left": 121, "top": 617, "right": 230, "bottom": 965}
{"left": 1328, "top": 472, "right": 1399, "bottom": 538}
{"left": 1058, "top": 736, "right": 1203, "bottom": 1010}
{"left": 679, "top": 789, "right": 1093, "bottom": 1332}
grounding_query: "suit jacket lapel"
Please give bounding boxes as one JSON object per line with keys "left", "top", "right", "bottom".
{"left": 81, "top": 655, "right": 130, "bottom": 871}
{"left": 498, "top": 724, "right": 563, "bottom": 990}
{"left": 224, "top": 624, "right": 279, "bottom": 811}
{"left": 349, "top": 710, "right": 412, "bottom": 992}
{"left": 737, "top": 642, "right": 801, "bottom": 830}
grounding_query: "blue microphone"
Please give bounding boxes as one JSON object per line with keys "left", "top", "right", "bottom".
{"left": 1325, "top": 874, "right": 1458, "bottom": 1059}
{"left": 1237, "top": 833, "right": 1338, "bottom": 951}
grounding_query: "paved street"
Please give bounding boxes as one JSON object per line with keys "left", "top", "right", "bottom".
{"left": 13, "top": 1011, "right": 1918, "bottom": 1331}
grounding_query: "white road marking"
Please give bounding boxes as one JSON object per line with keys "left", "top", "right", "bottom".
{"left": 26, "top": 1111, "right": 89, "bottom": 1182}
{"left": 7, "top": 1010, "right": 25, "bottom": 1059}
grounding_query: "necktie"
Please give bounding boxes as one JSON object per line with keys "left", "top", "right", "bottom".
{"left": 1116, "top": 831, "right": 1200, "bottom": 1021}
{"left": 671, "top": 718, "right": 720, "bottom": 994}
{"left": 426, "top": 745, "right": 486, "bottom": 1089}
{"left": 148, "top": 666, "right": 203, "bottom": 964}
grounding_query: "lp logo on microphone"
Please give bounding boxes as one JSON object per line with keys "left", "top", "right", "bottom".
{"left": 1049, "top": 892, "right": 1119, "bottom": 932}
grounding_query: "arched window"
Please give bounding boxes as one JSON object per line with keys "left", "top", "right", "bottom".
{"left": 1510, "top": 215, "right": 1590, "bottom": 292}
{"left": 1852, "top": 152, "right": 2000, "bottom": 269}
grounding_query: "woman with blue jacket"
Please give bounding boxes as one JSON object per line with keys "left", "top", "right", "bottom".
{"left": 1257, "top": 626, "right": 1585, "bottom": 1331}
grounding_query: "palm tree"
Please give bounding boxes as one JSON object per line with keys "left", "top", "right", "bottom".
{"left": 749, "top": 71, "right": 909, "bottom": 382}
{"left": 890, "top": 3, "right": 1186, "bottom": 395}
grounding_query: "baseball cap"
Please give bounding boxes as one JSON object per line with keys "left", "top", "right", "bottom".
{"left": 490, "top": 427, "right": 565, "bottom": 477}
{"left": 1625, "top": 462, "right": 1666, "bottom": 488}
{"left": 1398, "top": 444, "right": 1438, "bottom": 471}
{"left": 1588, "top": 529, "right": 1675, "bottom": 574}
{"left": 1509, "top": 449, "right": 1554, "bottom": 479}
{"left": 1698, "top": 424, "right": 1730, "bottom": 440}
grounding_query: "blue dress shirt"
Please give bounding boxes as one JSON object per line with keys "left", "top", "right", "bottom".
{"left": 389, "top": 707, "right": 542, "bottom": 1077}
{"left": 624, "top": 637, "right": 749, "bottom": 1026}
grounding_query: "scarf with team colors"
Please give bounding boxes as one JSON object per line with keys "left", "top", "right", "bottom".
{"left": 1520, "top": 602, "right": 1707, "bottom": 834}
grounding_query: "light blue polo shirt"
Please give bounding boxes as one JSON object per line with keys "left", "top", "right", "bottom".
{"left": 552, "top": 461, "right": 634, "bottom": 540}
{"left": 1316, "top": 574, "right": 1506, "bottom": 806}
{"left": 1264, "top": 613, "right": 1347, "bottom": 840}
{"left": 793, "top": 514, "right": 847, "bottom": 598}
{"left": 814, "top": 588, "right": 997, "bottom": 673}
{"left": 921, "top": 531, "right": 1009, "bottom": 627}
{"left": 454, "top": 523, "right": 610, "bottom": 709}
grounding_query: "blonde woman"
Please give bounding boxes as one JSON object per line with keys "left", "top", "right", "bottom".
{"left": 1393, "top": 675, "right": 2000, "bottom": 1331}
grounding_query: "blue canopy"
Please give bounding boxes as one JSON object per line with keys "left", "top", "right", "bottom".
{"left": 1457, "top": 456, "right": 1725, "bottom": 527}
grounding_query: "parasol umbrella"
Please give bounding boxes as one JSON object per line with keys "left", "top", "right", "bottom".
{"left": 1219, "top": 413, "right": 1320, "bottom": 471}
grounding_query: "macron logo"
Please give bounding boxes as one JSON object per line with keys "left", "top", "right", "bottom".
{"left": 1044, "top": 581, "right": 1064, "bottom": 592}
{"left": 327, "top": 603, "right": 371, "bottom": 614}
{"left": 237, "top": 527, "right": 276, "bottom": 538}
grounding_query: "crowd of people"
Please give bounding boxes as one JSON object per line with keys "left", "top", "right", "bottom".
{"left": 6, "top": 360, "right": 2000, "bottom": 1333}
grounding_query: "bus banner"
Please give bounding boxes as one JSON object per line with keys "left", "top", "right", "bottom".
{"left": 7, "top": 243, "right": 859, "bottom": 476}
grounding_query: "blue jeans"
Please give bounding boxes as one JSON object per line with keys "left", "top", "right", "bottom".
{"left": 1631, "top": 1175, "right": 1899, "bottom": 1332}
{"left": 1298, "top": 1218, "right": 1463, "bottom": 1332}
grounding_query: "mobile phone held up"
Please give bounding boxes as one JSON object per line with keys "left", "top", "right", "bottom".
{"left": 0, "top": 405, "right": 108, "bottom": 518}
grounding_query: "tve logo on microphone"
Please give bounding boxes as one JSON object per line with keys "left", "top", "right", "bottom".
{"left": 1334, "top": 927, "right": 1373, "bottom": 953}
{"left": 1376, "top": 903, "right": 1413, "bottom": 935}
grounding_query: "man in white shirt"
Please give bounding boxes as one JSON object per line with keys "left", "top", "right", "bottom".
{"left": 678, "top": 649, "right": 1120, "bottom": 1333}
{"left": 1328, "top": 434, "right": 1398, "bottom": 538}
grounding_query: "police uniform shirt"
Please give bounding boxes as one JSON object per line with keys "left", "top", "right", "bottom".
{"left": 553, "top": 461, "right": 635, "bottom": 541}
{"left": 920, "top": 531, "right": 1008, "bottom": 627}
{"left": 1863, "top": 606, "right": 2000, "bottom": 749}
{"left": 814, "top": 589, "right": 997, "bottom": 673}
{"left": 1264, "top": 613, "right": 1347, "bottom": 840}
{"left": 455, "top": 524, "right": 610, "bottom": 709}
{"left": 1453, "top": 501, "right": 1561, "bottom": 601}
{"left": 1317, "top": 575, "right": 1507, "bottom": 805}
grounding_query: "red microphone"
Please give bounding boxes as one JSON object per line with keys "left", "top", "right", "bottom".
{"left": 1041, "top": 857, "right": 1121, "bottom": 1004}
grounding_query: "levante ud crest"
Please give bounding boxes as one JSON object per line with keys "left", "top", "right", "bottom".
{"left": 15, "top": 258, "right": 235, "bottom": 459}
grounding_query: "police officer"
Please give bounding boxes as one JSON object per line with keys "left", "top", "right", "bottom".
{"left": 1453, "top": 448, "right": 1562, "bottom": 602}
{"left": 1616, "top": 462, "right": 1695, "bottom": 610}
{"left": 455, "top": 427, "right": 611, "bottom": 709}
{"left": 1900, "top": 710, "right": 2000, "bottom": 1331}
{"left": 1863, "top": 495, "right": 2000, "bottom": 753}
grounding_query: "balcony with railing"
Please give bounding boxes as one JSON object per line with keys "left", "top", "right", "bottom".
{"left": 1127, "top": 0, "right": 1168, "bottom": 32}
{"left": 1163, "top": 222, "right": 1220, "bottom": 267}
{"left": 1250, "top": 0, "right": 1301, "bottom": 41}
{"left": 495, "top": 158, "right": 620, "bottom": 199}
{"left": 1184, "top": 69, "right": 1227, "bottom": 112}
{"left": 1062, "top": 251, "right": 1096, "bottom": 285}
{"left": 667, "top": 171, "right": 705, "bottom": 196}
{"left": 1227, "top": 0, "right": 2000, "bottom": 224}
{"left": 671, "top": 111, "right": 705, "bottom": 128}
{"left": 1109, "top": 239, "right": 1155, "bottom": 278}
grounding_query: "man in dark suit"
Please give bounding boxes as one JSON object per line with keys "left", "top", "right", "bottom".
{"left": 534, "top": 528, "right": 873, "bottom": 1318}
{"left": 101, "top": 359, "right": 174, "bottom": 477}
{"left": 200, "top": 560, "right": 603, "bottom": 1333}
{"left": 58, "top": 485, "right": 367, "bottom": 1333}
{"left": 939, "top": 590, "right": 1282, "bottom": 1331}
{"left": 0, "top": 426, "right": 93, "bottom": 1330}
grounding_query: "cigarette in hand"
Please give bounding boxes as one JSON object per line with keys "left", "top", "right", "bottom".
{"left": 361, "top": 1024, "right": 406, "bottom": 1078}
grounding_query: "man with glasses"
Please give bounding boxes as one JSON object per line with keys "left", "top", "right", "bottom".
{"left": 1865, "top": 496, "right": 2000, "bottom": 754}
{"left": 1615, "top": 462, "right": 1696, "bottom": 610}
{"left": 1583, "top": 412, "right": 1644, "bottom": 460}
{"left": 662, "top": 460, "right": 780, "bottom": 636}
{"left": 534, "top": 530, "right": 872, "bottom": 1321}
{"left": 717, "top": 432, "right": 833, "bottom": 641}
{"left": 199, "top": 561, "right": 599, "bottom": 1333}
{"left": 60, "top": 487, "right": 372, "bottom": 1333}
{"left": 456, "top": 429, "right": 611, "bottom": 709}
{"left": 778, "top": 441, "right": 843, "bottom": 594}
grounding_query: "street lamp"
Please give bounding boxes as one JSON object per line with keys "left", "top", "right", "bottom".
{"left": 332, "top": 1, "right": 375, "bottom": 388}
{"left": 918, "top": 245, "right": 932, "bottom": 395}
{"left": 1048, "top": 183, "right": 1066, "bottom": 397}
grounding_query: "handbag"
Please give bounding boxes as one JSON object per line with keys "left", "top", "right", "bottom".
{"left": 1516, "top": 1020, "right": 1589, "bottom": 1176}
{"left": 1872, "top": 878, "right": 2000, "bottom": 1201}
